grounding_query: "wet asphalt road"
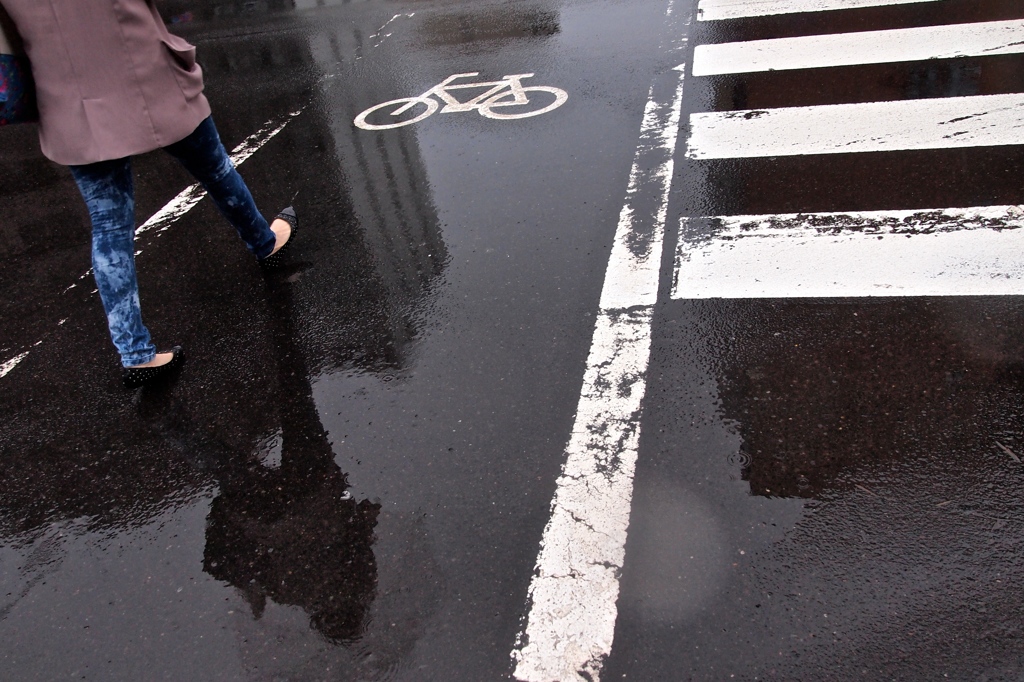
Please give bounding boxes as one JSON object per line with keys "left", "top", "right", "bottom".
{"left": 2, "top": 0, "right": 1024, "bottom": 680}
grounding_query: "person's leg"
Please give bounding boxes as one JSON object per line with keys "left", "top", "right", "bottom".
{"left": 69, "top": 159, "right": 158, "bottom": 368}
{"left": 163, "top": 116, "right": 285, "bottom": 260}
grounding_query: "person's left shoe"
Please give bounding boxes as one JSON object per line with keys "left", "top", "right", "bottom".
{"left": 123, "top": 346, "right": 184, "bottom": 388}
{"left": 258, "top": 207, "right": 297, "bottom": 269}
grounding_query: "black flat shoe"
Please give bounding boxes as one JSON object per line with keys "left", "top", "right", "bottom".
{"left": 123, "top": 346, "right": 184, "bottom": 388}
{"left": 258, "top": 207, "right": 297, "bottom": 269}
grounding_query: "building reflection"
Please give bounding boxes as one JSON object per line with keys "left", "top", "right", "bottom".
{"left": 713, "top": 299, "right": 1024, "bottom": 499}
{"left": 419, "top": 5, "right": 559, "bottom": 46}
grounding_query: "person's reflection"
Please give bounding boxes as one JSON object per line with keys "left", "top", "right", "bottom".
{"left": 137, "top": 4, "right": 453, "bottom": 655}
{"left": 202, "top": 455, "right": 379, "bottom": 643}
{"left": 192, "top": 270, "right": 380, "bottom": 643}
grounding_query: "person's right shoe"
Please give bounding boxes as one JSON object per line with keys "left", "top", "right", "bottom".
{"left": 122, "top": 346, "right": 185, "bottom": 388}
{"left": 258, "top": 207, "right": 297, "bottom": 270}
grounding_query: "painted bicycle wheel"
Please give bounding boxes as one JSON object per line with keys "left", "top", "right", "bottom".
{"left": 354, "top": 97, "right": 438, "bottom": 130}
{"left": 478, "top": 86, "right": 568, "bottom": 120}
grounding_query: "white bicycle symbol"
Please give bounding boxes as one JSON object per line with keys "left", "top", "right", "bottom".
{"left": 354, "top": 72, "right": 568, "bottom": 130}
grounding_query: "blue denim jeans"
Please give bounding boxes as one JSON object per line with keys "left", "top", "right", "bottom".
{"left": 70, "top": 116, "right": 277, "bottom": 367}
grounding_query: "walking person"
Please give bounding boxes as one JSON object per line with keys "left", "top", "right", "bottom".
{"left": 1, "top": 0, "right": 296, "bottom": 387}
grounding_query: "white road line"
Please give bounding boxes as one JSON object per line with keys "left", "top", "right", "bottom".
{"left": 0, "top": 352, "right": 30, "bottom": 379}
{"left": 0, "top": 110, "right": 303, "bottom": 383}
{"left": 368, "top": 12, "right": 415, "bottom": 48}
{"left": 686, "top": 93, "right": 1024, "bottom": 159}
{"left": 697, "top": 0, "right": 942, "bottom": 21}
{"left": 511, "top": 59, "right": 686, "bottom": 682}
{"left": 693, "top": 19, "right": 1024, "bottom": 76}
{"left": 672, "top": 205, "right": 1024, "bottom": 298}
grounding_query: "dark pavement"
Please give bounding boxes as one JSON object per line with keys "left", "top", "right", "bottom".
{"left": 609, "top": 1, "right": 1024, "bottom": 680}
{"left": 1, "top": 0, "right": 1023, "bottom": 680}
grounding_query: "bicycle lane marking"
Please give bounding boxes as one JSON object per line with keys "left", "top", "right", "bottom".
{"left": 0, "top": 109, "right": 303, "bottom": 381}
{"left": 510, "top": 6, "right": 688, "bottom": 681}
{"left": 353, "top": 73, "right": 568, "bottom": 130}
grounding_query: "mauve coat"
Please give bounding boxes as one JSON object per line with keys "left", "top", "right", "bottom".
{"left": 1, "top": 0, "right": 211, "bottom": 165}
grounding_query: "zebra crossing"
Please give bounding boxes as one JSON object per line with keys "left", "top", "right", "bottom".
{"left": 516, "top": 2, "right": 1024, "bottom": 682}
{"left": 674, "top": 0, "right": 1024, "bottom": 298}
{"left": 697, "top": 0, "right": 943, "bottom": 21}
{"left": 688, "top": 93, "right": 1024, "bottom": 158}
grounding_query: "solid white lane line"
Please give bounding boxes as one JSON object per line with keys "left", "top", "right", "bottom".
{"left": 697, "top": 0, "right": 941, "bottom": 21}
{"left": 511, "top": 62, "right": 686, "bottom": 682}
{"left": 0, "top": 111, "right": 303, "bottom": 383}
{"left": 693, "top": 19, "right": 1024, "bottom": 76}
{"left": 0, "top": 352, "right": 29, "bottom": 379}
{"left": 686, "top": 93, "right": 1024, "bottom": 159}
{"left": 672, "top": 205, "right": 1024, "bottom": 298}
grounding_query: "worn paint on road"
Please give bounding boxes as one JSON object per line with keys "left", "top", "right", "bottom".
{"left": 686, "top": 93, "right": 1024, "bottom": 159}
{"left": 693, "top": 20, "right": 1024, "bottom": 76}
{"left": 673, "top": 205, "right": 1024, "bottom": 298}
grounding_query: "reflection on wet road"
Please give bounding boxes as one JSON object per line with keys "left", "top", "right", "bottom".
{"left": 1, "top": 0, "right": 1024, "bottom": 680}
{"left": 1, "top": 0, "right": 667, "bottom": 678}
{"left": 609, "top": 0, "right": 1024, "bottom": 680}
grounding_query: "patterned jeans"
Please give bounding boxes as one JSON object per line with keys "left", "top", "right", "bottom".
{"left": 70, "top": 116, "right": 277, "bottom": 367}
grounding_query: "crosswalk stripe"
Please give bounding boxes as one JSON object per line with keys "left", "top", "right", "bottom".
{"left": 672, "top": 205, "right": 1024, "bottom": 298}
{"left": 686, "top": 93, "right": 1024, "bottom": 159}
{"left": 693, "top": 19, "right": 1024, "bottom": 76}
{"left": 697, "top": 0, "right": 942, "bottom": 21}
